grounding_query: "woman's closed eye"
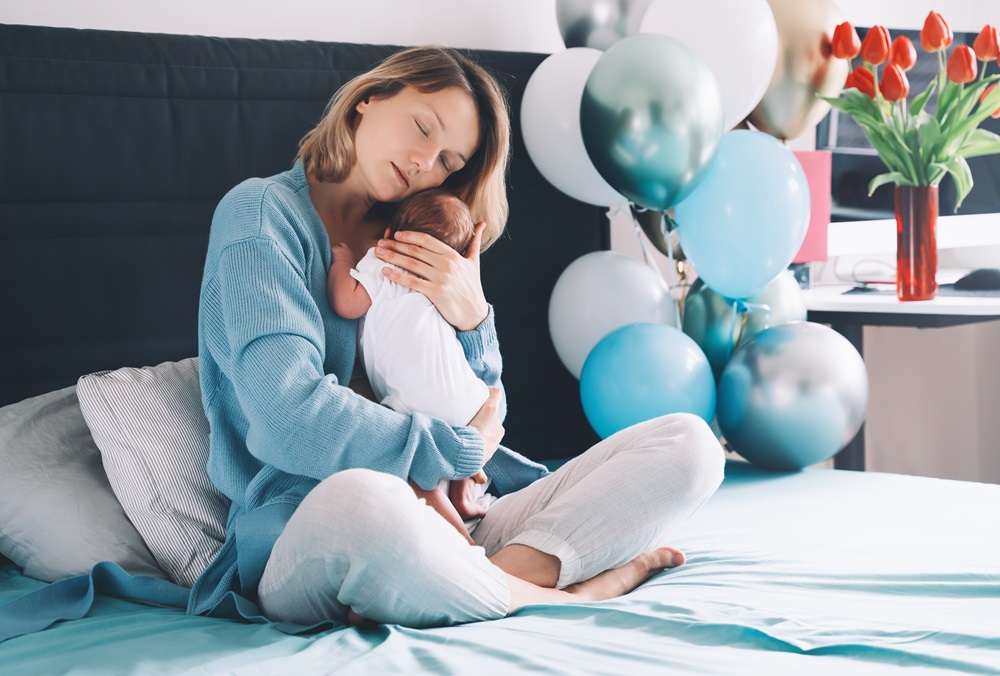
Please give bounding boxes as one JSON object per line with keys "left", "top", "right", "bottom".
{"left": 414, "top": 118, "right": 451, "bottom": 172}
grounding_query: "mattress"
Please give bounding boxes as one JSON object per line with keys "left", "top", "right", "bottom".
{"left": 1, "top": 460, "right": 998, "bottom": 675}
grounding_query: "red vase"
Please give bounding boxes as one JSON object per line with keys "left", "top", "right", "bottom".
{"left": 894, "top": 185, "right": 938, "bottom": 301}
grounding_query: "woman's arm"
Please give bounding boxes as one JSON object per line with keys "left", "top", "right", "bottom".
{"left": 211, "top": 230, "right": 484, "bottom": 491}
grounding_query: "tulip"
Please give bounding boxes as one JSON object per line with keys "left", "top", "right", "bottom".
{"left": 832, "top": 21, "right": 861, "bottom": 59}
{"left": 890, "top": 36, "right": 917, "bottom": 71}
{"left": 880, "top": 64, "right": 909, "bottom": 102}
{"left": 973, "top": 25, "right": 999, "bottom": 61}
{"left": 846, "top": 66, "right": 875, "bottom": 98}
{"left": 947, "top": 45, "right": 977, "bottom": 84}
{"left": 921, "top": 11, "right": 953, "bottom": 52}
{"left": 981, "top": 85, "right": 1000, "bottom": 119}
{"left": 860, "top": 25, "right": 891, "bottom": 64}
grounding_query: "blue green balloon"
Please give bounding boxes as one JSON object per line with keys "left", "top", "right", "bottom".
{"left": 675, "top": 130, "right": 810, "bottom": 299}
{"left": 580, "top": 322, "right": 715, "bottom": 439}
{"left": 580, "top": 33, "right": 724, "bottom": 210}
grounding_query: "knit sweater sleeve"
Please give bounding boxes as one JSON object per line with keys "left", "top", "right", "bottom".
{"left": 211, "top": 234, "right": 485, "bottom": 491}
{"left": 455, "top": 305, "right": 508, "bottom": 422}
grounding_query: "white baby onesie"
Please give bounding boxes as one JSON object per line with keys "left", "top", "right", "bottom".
{"left": 348, "top": 247, "right": 491, "bottom": 426}
{"left": 348, "top": 247, "right": 495, "bottom": 521}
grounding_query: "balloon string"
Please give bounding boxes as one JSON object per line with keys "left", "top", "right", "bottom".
{"left": 663, "top": 212, "right": 682, "bottom": 330}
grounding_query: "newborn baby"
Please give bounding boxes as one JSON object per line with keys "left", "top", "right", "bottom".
{"left": 327, "top": 189, "right": 495, "bottom": 542}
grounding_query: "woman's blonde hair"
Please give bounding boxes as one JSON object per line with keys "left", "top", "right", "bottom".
{"left": 297, "top": 46, "right": 511, "bottom": 251}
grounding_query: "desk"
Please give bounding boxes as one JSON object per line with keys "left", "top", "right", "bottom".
{"left": 803, "top": 285, "right": 1000, "bottom": 471}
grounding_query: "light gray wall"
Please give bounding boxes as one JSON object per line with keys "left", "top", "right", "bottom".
{"left": 3, "top": 0, "right": 995, "bottom": 482}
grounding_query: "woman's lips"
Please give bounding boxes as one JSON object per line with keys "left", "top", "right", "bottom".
{"left": 391, "top": 162, "right": 409, "bottom": 188}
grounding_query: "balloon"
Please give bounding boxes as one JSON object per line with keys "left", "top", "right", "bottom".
{"left": 631, "top": 207, "right": 684, "bottom": 260}
{"left": 639, "top": 0, "right": 778, "bottom": 131}
{"left": 681, "top": 278, "right": 741, "bottom": 381}
{"left": 521, "top": 49, "right": 626, "bottom": 208}
{"left": 556, "top": 0, "right": 652, "bottom": 50}
{"left": 683, "top": 271, "right": 807, "bottom": 379}
{"left": 740, "top": 270, "right": 807, "bottom": 345}
{"left": 580, "top": 322, "right": 716, "bottom": 438}
{"left": 549, "top": 251, "right": 677, "bottom": 379}
{"left": 748, "top": 0, "right": 849, "bottom": 141}
{"left": 580, "top": 33, "right": 724, "bottom": 211}
{"left": 717, "top": 322, "right": 868, "bottom": 471}
{"left": 675, "top": 130, "right": 810, "bottom": 299}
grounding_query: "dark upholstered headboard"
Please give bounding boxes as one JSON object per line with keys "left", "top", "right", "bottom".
{"left": 0, "top": 23, "right": 607, "bottom": 460}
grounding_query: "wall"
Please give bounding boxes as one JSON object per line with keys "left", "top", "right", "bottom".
{"left": 2, "top": 0, "right": 996, "bottom": 482}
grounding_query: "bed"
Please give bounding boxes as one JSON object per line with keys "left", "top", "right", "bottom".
{"left": 1, "top": 23, "right": 998, "bottom": 675}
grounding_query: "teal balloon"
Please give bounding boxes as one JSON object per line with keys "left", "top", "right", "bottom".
{"left": 580, "top": 33, "right": 724, "bottom": 210}
{"left": 675, "top": 130, "right": 810, "bottom": 299}
{"left": 580, "top": 322, "right": 716, "bottom": 439}
{"left": 681, "top": 278, "right": 741, "bottom": 381}
{"left": 717, "top": 322, "right": 868, "bottom": 471}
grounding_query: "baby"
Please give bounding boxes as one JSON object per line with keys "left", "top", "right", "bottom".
{"left": 328, "top": 189, "right": 494, "bottom": 543}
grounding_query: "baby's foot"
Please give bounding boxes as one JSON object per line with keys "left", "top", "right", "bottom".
{"left": 563, "top": 547, "right": 685, "bottom": 602}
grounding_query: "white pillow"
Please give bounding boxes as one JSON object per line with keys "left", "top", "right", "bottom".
{"left": 0, "top": 384, "right": 163, "bottom": 581}
{"left": 76, "top": 358, "right": 229, "bottom": 587}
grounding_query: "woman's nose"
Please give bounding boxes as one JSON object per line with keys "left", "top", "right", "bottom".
{"left": 409, "top": 147, "right": 436, "bottom": 173}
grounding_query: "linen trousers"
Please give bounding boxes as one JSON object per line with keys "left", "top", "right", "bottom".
{"left": 257, "top": 412, "right": 725, "bottom": 629}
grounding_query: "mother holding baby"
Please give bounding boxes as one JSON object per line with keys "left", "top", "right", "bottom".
{"left": 194, "top": 45, "right": 726, "bottom": 629}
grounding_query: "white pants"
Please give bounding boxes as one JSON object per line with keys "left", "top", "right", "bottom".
{"left": 257, "top": 413, "right": 725, "bottom": 629}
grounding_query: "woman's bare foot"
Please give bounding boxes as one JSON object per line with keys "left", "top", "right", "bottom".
{"left": 563, "top": 547, "right": 685, "bottom": 602}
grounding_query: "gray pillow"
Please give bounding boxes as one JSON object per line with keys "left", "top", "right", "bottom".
{"left": 0, "top": 385, "right": 163, "bottom": 581}
{"left": 77, "top": 358, "right": 230, "bottom": 587}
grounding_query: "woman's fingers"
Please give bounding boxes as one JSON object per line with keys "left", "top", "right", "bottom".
{"left": 376, "top": 248, "right": 438, "bottom": 281}
{"left": 382, "top": 266, "right": 434, "bottom": 294}
{"left": 465, "top": 222, "right": 485, "bottom": 263}
{"left": 376, "top": 238, "right": 443, "bottom": 267}
{"left": 391, "top": 229, "right": 454, "bottom": 255}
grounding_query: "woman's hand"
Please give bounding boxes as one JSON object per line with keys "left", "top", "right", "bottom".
{"left": 448, "top": 472, "right": 489, "bottom": 521}
{"left": 373, "top": 222, "right": 490, "bottom": 332}
{"left": 468, "top": 388, "right": 504, "bottom": 466}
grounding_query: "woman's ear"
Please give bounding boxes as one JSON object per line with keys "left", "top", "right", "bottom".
{"left": 356, "top": 97, "right": 370, "bottom": 114}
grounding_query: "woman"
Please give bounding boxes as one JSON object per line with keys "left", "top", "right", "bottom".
{"left": 194, "top": 45, "right": 726, "bottom": 629}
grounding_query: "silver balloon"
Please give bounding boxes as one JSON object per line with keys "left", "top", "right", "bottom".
{"left": 717, "top": 322, "right": 868, "bottom": 471}
{"left": 739, "top": 270, "right": 807, "bottom": 345}
{"left": 682, "top": 278, "right": 740, "bottom": 380}
{"left": 581, "top": 34, "right": 724, "bottom": 211}
{"left": 556, "top": 0, "right": 653, "bottom": 50}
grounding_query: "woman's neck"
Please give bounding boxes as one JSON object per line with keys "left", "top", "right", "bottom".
{"left": 307, "top": 167, "right": 379, "bottom": 246}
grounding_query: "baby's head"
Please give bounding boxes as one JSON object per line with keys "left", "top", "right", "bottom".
{"left": 388, "top": 190, "right": 475, "bottom": 255}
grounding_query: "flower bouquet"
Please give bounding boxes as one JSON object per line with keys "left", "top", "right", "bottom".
{"left": 822, "top": 12, "right": 1000, "bottom": 300}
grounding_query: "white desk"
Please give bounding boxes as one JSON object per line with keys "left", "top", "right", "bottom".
{"left": 803, "top": 284, "right": 1000, "bottom": 471}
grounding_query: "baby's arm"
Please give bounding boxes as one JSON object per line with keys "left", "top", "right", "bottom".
{"left": 328, "top": 244, "right": 373, "bottom": 319}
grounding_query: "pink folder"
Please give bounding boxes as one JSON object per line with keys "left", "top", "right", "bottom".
{"left": 792, "top": 150, "right": 831, "bottom": 263}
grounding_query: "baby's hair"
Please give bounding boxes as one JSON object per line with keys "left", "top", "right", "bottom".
{"left": 389, "top": 190, "right": 475, "bottom": 255}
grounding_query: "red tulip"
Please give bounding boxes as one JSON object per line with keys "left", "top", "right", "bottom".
{"left": 889, "top": 36, "right": 917, "bottom": 71}
{"left": 846, "top": 66, "right": 875, "bottom": 98}
{"left": 832, "top": 21, "right": 861, "bottom": 59}
{"left": 973, "top": 25, "right": 999, "bottom": 61}
{"left": 921, "top": 11, "right": 953, "bottom": 52}
{"left": 981, "top": 85, "right": 1000, "bottom": 119}
{"left": 880, "top": 64, "right": 909, "bottom": 102}
{"left": 947, "top": 45, "right": 977, "bottom": 84}
{"left": 860, "top": 25, "right": 891, "bottom": 64}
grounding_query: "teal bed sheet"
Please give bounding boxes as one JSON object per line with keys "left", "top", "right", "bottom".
{"left": 2, "top": 460, "right": 998, "bottom": 675}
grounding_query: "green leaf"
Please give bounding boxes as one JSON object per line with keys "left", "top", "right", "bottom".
{"left": 944, "top": 156, "right": 973, "bottom": 211}
{"left": 917, "top": 116, "right": 942, "bottom": 161}
{"left": 868, "top": 172, "right": 908, "bottom": 196}
{"left": 909, "top": 79, "right": 937, "bottom": 117}
{"left": 959, "top": 128, "right": 1000, "bottom": 159}
{"left": 935, "top": 80, "right": 961, "bottom": 123}
{"left": 940, "top": 74, "right": 1000, "bottom": 134}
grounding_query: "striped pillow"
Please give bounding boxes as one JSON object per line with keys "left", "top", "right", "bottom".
{"left": 77, "top": 357, "right": 229, "bottom": 587}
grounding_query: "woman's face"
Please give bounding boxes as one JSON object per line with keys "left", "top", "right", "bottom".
{"left": 354, "top": 85, "right": 480, "bottom": 202}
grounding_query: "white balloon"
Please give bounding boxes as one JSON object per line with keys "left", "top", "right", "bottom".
{"left": 549, "top": 251, "right": 677, "bottom": 378}
{"left": 521, "top": 48, "right": 627, "bottom": 207}
{"left": 639, "top": 0, "right": 778, "bottom": 131}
